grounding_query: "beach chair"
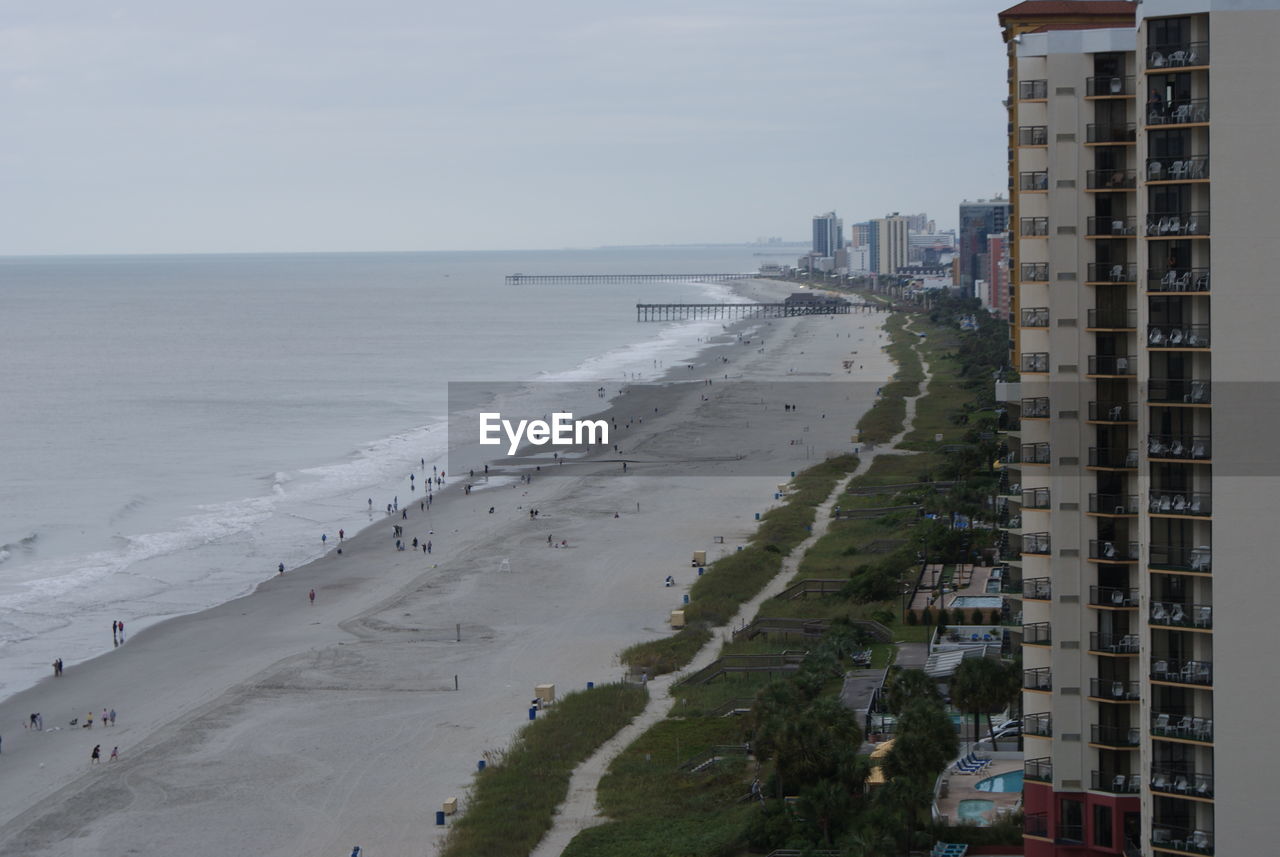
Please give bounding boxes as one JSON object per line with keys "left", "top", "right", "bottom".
{"left": 1152, "top": 771, "right": 1171, "bottom": 791}
{"left": 1174, "top": 715, "right": 1194, "bottom": 736}
{"left": 1112, "top": 774, "right": 1127, "bottom": 793}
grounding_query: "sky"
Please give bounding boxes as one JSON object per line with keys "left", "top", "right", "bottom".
{"left": 1, "top": 1, "right": 1013, "bottom": 254}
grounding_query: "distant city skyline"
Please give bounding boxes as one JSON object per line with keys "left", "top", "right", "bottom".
{"left": 1, "top": 1, "right": 1011, "bottom": 255}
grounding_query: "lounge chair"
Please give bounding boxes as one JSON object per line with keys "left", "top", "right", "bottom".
{"left": 1153, "top": 712, "right": 1170, "bottom": 735}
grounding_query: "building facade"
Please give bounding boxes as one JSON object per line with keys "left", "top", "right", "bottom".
{"left": 873, "top": 213, "right": 909, "bottom": 275}
{"left": 812, "top": 211, "right": 844, "bottom": 258}
{"left": 959, "top": 198, "right": 1012, "bottom": 296}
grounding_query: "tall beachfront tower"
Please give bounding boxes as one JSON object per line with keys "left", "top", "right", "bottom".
{"left": 872, "top": 213, "right": 909, "bottom": 275}
{"left": 958, "top": 199, "right": 1011, "bottom": 294}
{"left": 998, "top": 2, "right": 1280, "bottom": 855}
{"left": 812, "top": 211, "right": 844, "bottom": 258}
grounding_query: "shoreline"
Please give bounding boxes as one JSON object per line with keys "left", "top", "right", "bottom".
{"left": 0, "top": 279, "right": 893, "bottom": 856}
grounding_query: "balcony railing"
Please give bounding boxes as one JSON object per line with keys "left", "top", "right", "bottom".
{"left": 1025, "top": 813, "right": 1049, "bottom": 838}
{"left": 1088, "top": 308, "right": 1137, "bottom": 329}
{"left": 1092, "top": 769, "right": 1140, "bottom": 793}
{"left": 1023, "top": 577, "right": 1052, "bottom": 600}
{"left": 1087, "top": 168, "right": 1136, "bottom": 190}
{"left": 1021, "top": 352, "right": 1049, "bottom": 373}
{"left": 1151, "top": 657, "right": 1213, "bottom": 686}
{"left": 1087, "top": 215, "right": 1136, "bottom": 236}
{"left": 1023, "top": 487, "right": 1050, "bottom": 509}
{"left": 1148, "top": 41, "right": 1210, "bottom": 69}
{"left": 1022, "top": 397, "right": 1050, "bottom": 419}
{"left": 1147, "top": 324, "right": 1210, "bottom": 348}
{"left": 1024, "top": 712, "right": 1052, "bottom": 738}
{"left": 1088, "top": 354, "right": 1137, "bottom": 376}
{"left": 1088, "top": 447, "right": 1138, "bottom": 469}
{"left": 1024, "top": 622, "right": 1052, "bottom": 645}
{"left": 1022, "top": 307, "right": 1049, "bottom": 327}
{"left": 1023, "top": 532, "right": 1050, "bottom": 555}
{"left": 1147, "top": 98, "right": 1210, "bottom": 126}
{"left": 1091, "top": 677, "right": 1140, "bottom": 701}
{"left": 1087, "top": 75, "right": 1134, "bottom": 97}
{"left": 1089, "top": 401, "right": 1138, "bottom": 422}
{"left": 1021, "top": 262, "right": 1049, "bottom": 281}
{"left": 1150, "top": 490, "right": 1211, "bottom": 517}
{"left": 1146, "top": 211, "right": 1209, "bottom": 237}
{"left": 1149, "top": 435, "right": 1211, "bottom": 460}
{"left": 1152, "top": 826, "right": 1214, "bottom": 855}
{"left": 1019, "top": 125, "right": 1048, "bottom": 146}
{"left": 1057, "top": 823, "right": 1085, "bottom": 844}
{"left": 1025, "top": 756, "right": 1053, "bottom": 782}
{"left": 1152, "top": 712, "right": 1213, "bottom": 742}
{"left": 1088, "top": 261, "right": 1137, "bottom": 282}
{"left": 1020, "top": 79, "right": 1048, "bottom": 100}
{"left": 1089, "top": 539, "right": 1139, "bottom": 562}
{"left": 1149, "top": 378, "right": 1211, "bottom": 404}
{"left": 1092, "top": 723, "right": 1140, "bottom": 747}
{"left": 1021, "top": 216, "right": 1049, "bottom": 236}
{"left": 1089, "top": 494, "right": 1139, "bottom": 516}
{"left": 1151, "top": 767, "right": 1214, "bottom": 799}
{"left": 1090, "top": 585, "right": 1139, "bottom": 607}
{"left": 1147, "top": 155, "right": 1209, "bottom": 182}
{"left": 1090, "top": 631, "right": 1139, "bottom": 654}
{"left": 1021, "top": 442, "right": 1051, "bottom": 464}
{"left": 1149, "top": 544, "right": 1212, "bottom": 573}
{"left": 1151, "top": 600, "right": 1212, "bottom": 629}
{"left": 1024, "top": 667, "right": 1052, "bottom": 692}
{"left": 1019, "top": 171, "right": 1049, "bottom": 192}
{"left": 1148, "top": 268, "right": 1210, "bottom": 292}
{"left": 1087, "top": 123, "right": 1136, "bottom": 143}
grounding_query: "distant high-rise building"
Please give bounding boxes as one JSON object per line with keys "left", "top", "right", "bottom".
{"left": 984, "top": 231, "right": 1009, "bottom": 317}
{"left": 812, "top": 211, "right": 844, "bottom": 258}
{"left": 850, "top": 221, "right": 872, "bottom": 249}
{"left": 906, "top": 212, "right": 930, "bottom": 232}
{"left": 872, "top": 213, "right": 909, "bottom": 275}
{"left": 959, "top": 199, "right": 1010, "bottom": 293}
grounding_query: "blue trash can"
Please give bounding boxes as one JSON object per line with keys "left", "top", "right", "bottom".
{"left": 436, "top": 811, "right": 446, "bottom": 826}
{"left": 587, "top": 681, "right": 595, "bottom": 690}
{"left": 737, "top": 545, "right": 744, "bottom": 552}
{"left": 754, "top": 512, "right": 760, "bottom": 520}
{"left": 683, "top": 593, "right": 690, "bottom": 604}
{"left": 478, "top": 760, "right": 486, "bottom": 771}
{"left": 697, "top": 567, "right": 704, "bottom": 576}
{"left": 528, "top": 706, "right": 537, "bottom": 721}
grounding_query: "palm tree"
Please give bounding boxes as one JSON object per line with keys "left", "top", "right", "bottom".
{"left": 951, "top": 657, "right": 1010, "bottom": 744}
{"left": 884, "top": 668, "right": 941, "bottom": 716}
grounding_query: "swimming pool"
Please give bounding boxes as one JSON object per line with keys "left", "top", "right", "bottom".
{"left": 975, "top": 770, "right": 1024, "bottom": 793}
{"left": 957, "top": 798, "right": 995, "bottom": 824}
{"left": 951, "top": 595, "right": 1003, "bottom": 609}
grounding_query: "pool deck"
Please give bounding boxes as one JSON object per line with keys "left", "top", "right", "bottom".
{"left": 936, "top": 757, "right": 1022, "bottom": 827}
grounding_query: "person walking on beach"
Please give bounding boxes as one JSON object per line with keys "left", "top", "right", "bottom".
{"left": 86, "top": 711, "right": 94, "bottom": 729}
{"left": 53, "top": 658, "right": 62, "bottom": 677}
{"left": 309, "top": 589, "right": 316, "bottom": 606}
{"left": 339, "top": 529, "right": 344, "bottom": 541}
{"left": 110, "top": 746, "right": 119, "bottom": 761}
{"left": 112, "top": 620, "right": 118, "bottom": 645}
{"left": 426, "top": 540, "right": 432, "bottom": 554}
{"left": 109, "top": 708, "right": 116, "bottom": 726}
{"left": 279, "top": 562, "right": 285, "bottom": 575}
{"left": 91, "top": 744, "right": 101, "bottom": 764}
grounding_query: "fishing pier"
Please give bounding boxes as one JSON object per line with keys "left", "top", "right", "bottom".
{"left": 636, "top": 297, "right": 852, "bottom": 322}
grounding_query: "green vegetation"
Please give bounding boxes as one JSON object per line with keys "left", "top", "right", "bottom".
{"left": 854, "top": 314, "right": 921, "bottom": 444}
{"left": 440, "top": 683, "right": 648, "bottom": 857}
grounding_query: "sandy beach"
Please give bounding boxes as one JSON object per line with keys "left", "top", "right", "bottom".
{"left": 0, "top": 280, "right": 893, "bottom": 857}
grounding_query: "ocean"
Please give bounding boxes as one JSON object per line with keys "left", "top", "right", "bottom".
{"left": 0, "top": 245, "right": 775, "bottom": 702}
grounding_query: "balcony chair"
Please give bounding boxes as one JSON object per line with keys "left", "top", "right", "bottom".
{"left": 1165, "top": 216, "right": 1182, "bottom": 234}
{"left": 1188, "top": 381, "right": 1209, "bottom": 403}
{"left": 1102, "top": 541, "right": 1118, "bottom": 558}
{"left": 1110, "top": 264, "right": 1125, "bottom": 281}
{"left": 1188, "top": 158, "right": 1206, "bottom": 179}
{"left": 1152, "top": 771, "right": 1171, "bottom": 791}
{"left": 1169, "top": 50, "right": 1189, "bottom": 66}
{"left": 1174, "top": 775, "right": 1190, "bottom": 794}
{"left": 1190, "top": 547, "right": 1211, "bottom": 571}
{"left": 1194, "top": 778, "right": 1212, "bottom": 798}
{"left": 1112, "top": 774, "right": 1127, "bottom": 792}
{"left": 1128, "top": 775, "right": 1140, "bottom": 793}
{"left": 1196, "top": 663, "right": 1212, "bottom": 684}
{"left": 1169, "top": 327, "right": 1186, "bottom": 346}
{"left": 1153, "top": 658, "right": 1170, "bottom": 679}
{"left": 1149, "top": 327, "right": 1167, "bottom": 346}
{"left": 1194, "top": 271, "right": 1209, "bottom": 290}
{"left": 1153, "top": 712, "right": 1170, "bottom": 734}
{"left": 1161, "top": 269, "right": 1179, "bottom": 289}
{"left": 1169, "top": 160, "right": 1188, "bottom": 180}
{"left": 1150, "top": 51, "right": 1167, "bottom": 68}
{"left": 1121, "top": 634, "right": 1139, "bottom": 652}
{"left": 1172, "top": 495, "right": 1188, "bottom": 512}
{"left": 1181, "top": 661, "right": 1198, "bottom": 683}
{"left": 1174, "top": 271, "right": 1192, "bottom": 290}
{"left": 1109, "top": 405, "right": 1124, "bottom": 421}
{"left": 1125, "top": 450, "right": 1139, "bottom": 467}
{"left": 1153, "top": 828, "right": 1172, "bottom": 847}
{"left": 1152, "top": 602, "right": 1168, "bottom": 622}
{"left": 1112, "top": 680, "right": 1126, "bottom": 698}
{"left": 1196, "top": 718, "right": 1212, "bottom": 741}
{"left": 1172, "top": 103, "right": 1192, "bottom": 123}
{"left": 1183, "top": 216, "right": 1200, "bottom": 235}
{"left": 1190, "top": 830, "right": 1212, "bottom": 852}
{"left": 1148, "top": 161, "right": 1163, "bottom": 180}
{"left": 1190, "top": 439, "right": 1208, "bottom": 458}
{"left": 1169, "top": 439, "right": 1186, "bottom": 457}
{"left": 1174, "top": 714, "right": 1194, "bottom": 735}
{"left": 1188, "top": 495, "right": 1202, "bottom": 514}
{"left": 1112, "top": 588, "right": 1127, "bottom": 605}
{"left": 1187, "top": 329, "right": 1207, "bottom": 347}
{"left": 1194, "top": 605, "right": 1212, "bottom": 627}
{"left": 1170, "top": 602, "right": 1186, "bottom": 624}
{"left": 1185, "top": 49, "right": 1200, "bottom": 67}
{"left": 1158, "top": 495, "right": 1173, "bottom": 512}
{"left": 1149, "top": 437, "right": 1169, "bottom": 456}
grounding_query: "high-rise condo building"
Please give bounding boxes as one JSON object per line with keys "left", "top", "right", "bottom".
{"left": 812, "top": 211, "right": 844, "bottom": 258}
{"left": 997, "top": 1, "right": 1280, "bottom": 855}
{"left": 959, "top": 198, "right": 1012, "bottom": 297}
{"left": 873, "top": 213, "right": 910, "bottom": 275}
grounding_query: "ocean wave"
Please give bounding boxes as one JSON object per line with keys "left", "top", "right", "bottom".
{"left": 0, "top": 532, "right": 38, "bottom": 565}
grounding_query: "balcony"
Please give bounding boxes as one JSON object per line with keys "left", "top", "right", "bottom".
{"left": 1090, "top": 631, "right": 1139, "bottom": 654}
{"left": 1088, "top": 354, "right": 1136, "bottom": 377}
{"left": 1019, "top": 125, "right": 1048, "bottom": 146}
{"left": 1025, "top": 712, "right": 1053, "bottom": 737}
{"left": 1089, "top": 401, "right": 1138, "bottom": 423}
{"left": 1149, "top": 435, "right": 1211, "bottom": 460}
{"left": 1087, "top": 215, "right": 1136, "bottom": 237}
{"left": 1089, "top": 494, "right": 1139, "bottom": 516}
{"left": 1148, "top": 41, "right": 1210, "bottom": 69}
{"left": 1147, "top": 324, "right": 1210, "bottom": 349}
{"left": 1024, "top": 622, "right": 1052, "bottom": 646}
{"left": 1020, "top": 79, "right": 1048, "bottom": 100}
{"left": 1147, "top": 155, "right": 1209, "bottom": 182}
{"left": 1023, "top": 577, "right": 1052, "bottom": 600}
{"left": 1022, "top": 397, "right": 1050, "bottom": 419}
{"left": 1146, "top": 211, "right": 1209, "bottom": 237}
{"left": 1023, "top": 487, "right": 1051, "bottom": 509}
{"left": 1090, "top": 585, "right": 1139, "bottom": 608}
{"left": 1021, "top": 262, "right": 1049, "bottom": 281}
{"left": 1152, "top": 712, "right": 1213, "bottom": 742}
{"left": 1088, "top": 447, "right": 1138, "bottom": 469}
{"left": 1151, "top": 767, "right": 1214, "bottom": 800}
{"left": 1020, "top": 352, "right": 1049, "bottom": 373}
{"left": 1088, "top": 262, "right": 1137, "bottom": 283}
{"left": 1149, "top": 544, "right": 1212, "bottom": 573}
{"left": 1025, "top": 756, "right": 1053, "bottom": 782}
{"left": 1091, "top": 677, "right": 1140, "bottom": 701}
{"left": 1025, "top": 813, "right": 1050, "bottom": 839}
{"left": 1087, "top": 168, "right": 1136, "bottom": 190}
{"left": 1088, "top": 308, "right": 1137, "bottom": 329}
{"left": 1149, "top": 268, "right": 1210, "bottom": 293}
{"left": 1092, "top": 723, "right": 1140, "bottom": 747}
{"left": 1021, "top": 442, "right": 1051, "bottom": 464}
{"left": 1021, "top": 216, "right": 1049, "bottom": 236}
{"left": 1152, "top": 826, "right": 1214, "bottom": 855}
{"left": 1019, "top": 171, "right": 1049, "bottom": 192}
{"left": 1149, "top": 378, "right": 1211, "bottom": 405}
{"left": 1151, "top": 601, "right": 1212, "bottom": 629}
{"left": 1087, "top": 122, "right": 1136, "bottom": 144}
{"left": 1091, "top": 769, "right": 1141, "bottom": 794}
{"left": 1151, "top": 657, "right": 1213, "bottom": 686}
{"left": 1022, "top": 307, "right": 1049, "bottom": 327}
{"left": 1089, "top": 539, "right": 1139, "bottom": 562}
{"left": 1022, "top": 532, "right": 1050, "bottom": 555}
{"left": 1147, "top": 98, "right": 1210, "bottom": 127}
{"left": 1150, "top": 490, "right": 1211, "bottom": 517}
{"left": 1057, "top": 823, "right": 1084, "bottom": 844}
{"left": 1087, "top": 75, "right": 1134, "bottom": 97}
{"left": 1024, "top": 667, "right": 1052, "bottom": 692}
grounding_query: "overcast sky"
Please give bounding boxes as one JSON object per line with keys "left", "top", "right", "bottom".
{"left": 1, "top": 1, "right": 1012, "bottom": 254}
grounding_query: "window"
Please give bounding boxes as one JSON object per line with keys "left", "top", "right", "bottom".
{"left": 1060, "top": 798, "right": 1084, "bottom": 842}
{"left": 1094, "top": 803, "right": 1114, "bottom": 848}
